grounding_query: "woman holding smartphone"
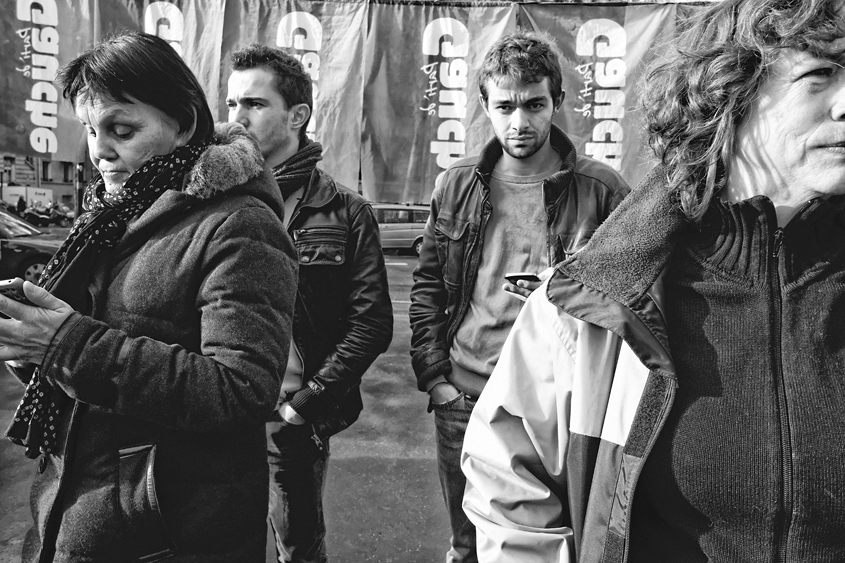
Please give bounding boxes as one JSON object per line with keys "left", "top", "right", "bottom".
{"left": 2, "top": 31, "right": 297, "bottom": 562}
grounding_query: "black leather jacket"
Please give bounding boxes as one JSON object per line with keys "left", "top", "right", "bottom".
{"left": 409, "top": 125, "right": 630, "bottom": 391}
{"left": 274, "top": 168, "right": 393, "bottom": 442}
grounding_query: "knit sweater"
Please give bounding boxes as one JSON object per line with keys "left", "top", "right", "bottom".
{"left": 628, "top": 195, "right": 845, "bottom": 562}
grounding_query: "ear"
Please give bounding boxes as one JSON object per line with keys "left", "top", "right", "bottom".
{"left": 289, "top": 103, "right": 311, "bottom": 133}
{"left": 175, "top": 108, "right": 198, "bottom": 148}
{"left": 553, "top": 91, "right": 566, "bottom": 115}
{"left": 480, "top": 94, "right": 490, "bottom": 118}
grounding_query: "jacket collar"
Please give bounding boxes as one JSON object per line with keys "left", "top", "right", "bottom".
{"left": 297, "top": 168, "right": 339, "bottom": 210}
{"left": 475, "top": 124, "right": 578, "bottom": 207}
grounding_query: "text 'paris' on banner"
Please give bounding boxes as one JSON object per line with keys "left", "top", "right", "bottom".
{"left": 361, "top": 2, "right": 516, "bottom": 204}
{"left": 2, "top": 0, "right": 93, "bottom": 162}
{"left": 519, "top": 3, "right": 677, "bottom": 188}
{"left": 2, "top": 0, "right": 224, "bottom": 163}
{"left": 219, "top": 0, "right": 367, "bottom": 192}
{"left": 2, "top": 0, "right": 695, "bottom": 202}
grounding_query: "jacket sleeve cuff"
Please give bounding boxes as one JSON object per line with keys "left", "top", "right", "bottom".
{"left": 5, "top": 361, "right": 36, "bottom": 386}
{"left": 40, "top": 312, "right": 85, "bottom": 369}
{"left": 287, "top": 382, "right": 328, "bottom": 423}
{"left": 415, "top": 357, "right": 452, "bottom": 392}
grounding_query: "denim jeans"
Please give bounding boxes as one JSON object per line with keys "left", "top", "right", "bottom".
{"left": 267, "top": 422, "right": 330, "bottom": 563}
{"left": 430, "top": 392, "right": 478, "bottom": 563}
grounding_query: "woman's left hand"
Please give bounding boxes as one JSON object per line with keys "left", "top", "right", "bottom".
{"left": 0, "top": 281, "right": 74, "bottom": 365}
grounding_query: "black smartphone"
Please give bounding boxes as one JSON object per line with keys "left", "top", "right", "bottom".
{"left": 0, "top": 278, "right": 34, "bottom": 306}
{"left": 504, "top": 272, "right": 541, "bottom": 285}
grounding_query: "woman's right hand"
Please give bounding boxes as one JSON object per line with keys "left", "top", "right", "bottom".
{"left": 0, "top": 281, "right": 75, "bottom": 365}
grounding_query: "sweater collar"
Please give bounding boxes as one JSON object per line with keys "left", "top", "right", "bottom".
{"left": 690, "top": 193, "right": 845, "bottom": 284}
{"left": 553, "top": 165, "right": 845, "bottom": 307}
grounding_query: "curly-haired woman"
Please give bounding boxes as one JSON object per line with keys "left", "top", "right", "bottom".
{"left": 460, "top": 0, "right": 845, "bottom": 561}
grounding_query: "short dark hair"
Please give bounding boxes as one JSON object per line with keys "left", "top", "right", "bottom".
{"left": 57, "top": 31, "right": 214, "bottom": 145}
{"left": 479, "top": 30, "right": 564, "bottom": 108}
{"left": 640, "top": 0, "right": 845, "bottom": 222}
{"left": 230, "top": 44, "right": 312, "bottom": 143}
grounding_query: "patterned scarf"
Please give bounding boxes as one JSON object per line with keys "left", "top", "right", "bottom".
{"left": 272, "top": 140, "right": 323, "bottom": 200}
{"left": 6, "top": 143, "right": 207, "bottom": 459}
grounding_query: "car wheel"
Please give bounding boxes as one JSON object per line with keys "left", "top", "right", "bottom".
{"left": 413, "top": 238, "right": 423, "bottom": 256}
{"left": 20, "top": 259, "right": 47, "bottom": 284}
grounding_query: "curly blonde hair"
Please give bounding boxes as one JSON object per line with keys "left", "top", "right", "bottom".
{"left": 640, "top": 0, "right": 845, "bottom": 222}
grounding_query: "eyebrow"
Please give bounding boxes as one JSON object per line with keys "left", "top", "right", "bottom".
{"left": 491, "top": 96, "right": 548, "bottom": 105}
{"left": 76, "top": 105, "right": 132, "bottom": 124}
{"left": 228, "top": 96, "right": 266, "bottom": 105}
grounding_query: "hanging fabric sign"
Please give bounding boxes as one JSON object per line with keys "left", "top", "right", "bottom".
{"left": 219, "top": 0, "right": 367, "bottom": 191}
{"left": 519, "top": 3, "right": 677, "bottom": 187}
{"left": 361, "top": 1, "right": 516, "bottom": 203}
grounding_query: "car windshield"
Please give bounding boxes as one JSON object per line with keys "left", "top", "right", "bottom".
{"left": 0, "top": 211, "right": 41, "bottom": 238}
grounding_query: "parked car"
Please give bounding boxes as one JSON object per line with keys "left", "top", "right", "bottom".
{"left": 371, "top": 202, "right": 430, "bottom": 256}
{"left": 0, "top": 209, "right": 62, "bottom": 283}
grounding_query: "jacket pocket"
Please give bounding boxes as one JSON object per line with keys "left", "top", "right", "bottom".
{"left": 434, "top": 213, "right": 470, "bottom": 287}
{"left": 118, "top": 444, "right": 176, "bottom": 562}
{"left": 293, "top": 226, "right": 347, "bottom": 266}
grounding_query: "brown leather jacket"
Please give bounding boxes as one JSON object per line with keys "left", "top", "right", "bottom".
{"left": 409, "top": 125, "right": 630, "bottom": 391}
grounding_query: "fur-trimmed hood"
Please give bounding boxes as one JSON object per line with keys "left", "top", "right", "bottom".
{"left": 184, "top": 122, "right": 283, "bottom": 219}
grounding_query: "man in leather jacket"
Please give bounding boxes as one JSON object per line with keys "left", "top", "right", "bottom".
{"left": 227, "top": 44, "right": 393, "bottom": 563}
{"left": 409, "top": 30, "right": 629, "bottom": 563}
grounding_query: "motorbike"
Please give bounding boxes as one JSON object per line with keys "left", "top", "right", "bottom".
{"left": 23, "top": 203, "right": 74, "bottom": 228}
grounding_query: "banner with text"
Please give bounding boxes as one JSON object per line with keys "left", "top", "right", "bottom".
{"left": 98, "top": 0, "right": 226, "bottom": 111}
{"left": 361, "top": 2, "right": 516, "bottom": 204}
{"left": 1, "top": 0, "right": 94, "bottom": 161}
{"left": 520, "top": 3, "right": 676, "bottom": 188}
{"left": 1, "top": 0, "right": 224, "bottom": 162}
{"left": 219, "top": 0, "right": 367, "bottom": 191}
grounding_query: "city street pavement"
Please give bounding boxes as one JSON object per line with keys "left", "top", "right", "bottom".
{"left": 0, "top": 252, "right": 450, "bottom": 563}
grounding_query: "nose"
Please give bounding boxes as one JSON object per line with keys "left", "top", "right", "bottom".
{"left": 834, "top": 84, "right": 845, "bottom": 122}
{"left": 229, "top": 104, "right": 249, "bottom": 128}
{"left": 89, "top": 132, "right": 116, "bottom": 162}
{"left": 510, "top": 108, "right": 530, "bottom": 132}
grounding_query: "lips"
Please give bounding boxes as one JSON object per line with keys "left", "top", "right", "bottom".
{"left": 100, "top": 170, "right": 128, "bottom": 179}
{"left": 818, "top": 138, "right": 845, "bottom": 148}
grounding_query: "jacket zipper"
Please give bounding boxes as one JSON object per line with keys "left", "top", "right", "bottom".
{"left": 771, "top": 225, "right": 792, "bottom": 563}
{"left": 306, "top": 381, "right": 324, "bottom": 450}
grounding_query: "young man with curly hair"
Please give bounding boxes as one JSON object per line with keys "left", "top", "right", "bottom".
{"left": 410, "top": 30, "right": 629, "bottom": 563}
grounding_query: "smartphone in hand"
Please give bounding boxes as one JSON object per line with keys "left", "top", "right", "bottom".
{"left": 504, "top": 272, "right": 541, "bottom": 285}
{"left": 0, "top": 278, "right": 34, "bottom": 307}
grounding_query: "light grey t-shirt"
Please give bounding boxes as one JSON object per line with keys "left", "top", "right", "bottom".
{"left": 450, "top": 157, "right": 561, "bottom": 377}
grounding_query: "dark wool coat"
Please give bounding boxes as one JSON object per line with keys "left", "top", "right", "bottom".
{"left": 18, "top": 123, "right": 298, "bottom": 563}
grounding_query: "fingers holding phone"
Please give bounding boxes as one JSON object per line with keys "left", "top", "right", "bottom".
{"left": 503, "top": 268, "right": 554, "bottom": 301}
{"left": 0, "top": 278, "right": 76, "bottom": 364}
{"left": 0, "top": 278, "right": 34, "bottom": 319}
